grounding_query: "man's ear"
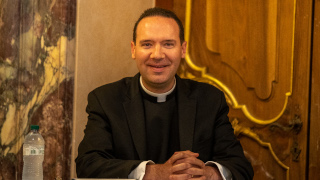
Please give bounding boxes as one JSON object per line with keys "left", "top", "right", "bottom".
{"left": 131, "top": 41, "right": 136, "bottom": 59}
{"left": 181, "top": 41, "right": 187, "bottom": 58}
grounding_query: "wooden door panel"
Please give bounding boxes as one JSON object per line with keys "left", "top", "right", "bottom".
{"left": 183, "top": 0, "right": 295, "bottom": 122}
{"left": 309, "top": 0, "right": 320, "bottom": 177}
{"left": 206, "top": 0, "right": 279, "bottom": 101}
{"left": 158, "top": 0, "right": 313, "bottom": 179}
{"left": 241, "top": 136, "right": 288, "bottom": 179}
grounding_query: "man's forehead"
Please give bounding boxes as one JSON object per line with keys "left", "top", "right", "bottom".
{"left": 137, "top": 16, "right": 179, "bottom": 31}
{"left": 136, "top": 16, "right": 180, "bottom": 38}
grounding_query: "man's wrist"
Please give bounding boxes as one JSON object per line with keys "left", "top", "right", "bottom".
{"left": 205, "top": 165, "right": 223, "bottom": 180}
{"left": 128, "top": 161, "right": 154, "bottom": 180}
{"left": 205, "top": 161, "right": 232, "bottom": 180}
{"left": 144, "top": 164, "right": 162, "bottom": 180}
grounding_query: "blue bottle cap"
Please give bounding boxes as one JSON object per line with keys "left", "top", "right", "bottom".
{"left": 30, "top": 125, "right": 39, "bottom": 130}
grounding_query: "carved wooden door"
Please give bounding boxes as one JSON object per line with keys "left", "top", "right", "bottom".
{"left": 157, "top": 0, "right": 313, "bottom": 179}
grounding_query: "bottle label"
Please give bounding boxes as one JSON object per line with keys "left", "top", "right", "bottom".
{"left": 23, "top": 146, "right": 45, "bottom": 156}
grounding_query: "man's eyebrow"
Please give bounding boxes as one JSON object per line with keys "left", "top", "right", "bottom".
{"left": 138, "top": 39, "right": 176, "bottom": 44}
{"left": 139, "top": 40, "right": 153, "bottom": 43}
{"left": 163, "top": 39, "right": 176, "bottom": 42}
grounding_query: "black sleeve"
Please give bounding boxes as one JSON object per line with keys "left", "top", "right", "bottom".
{"left": 75, "top": 91, "right": 142, "bottom": 178}
{"left": 211, "top": 91, "right": 254, "bottom": 180}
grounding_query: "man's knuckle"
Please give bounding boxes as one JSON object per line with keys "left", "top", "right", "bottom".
{"left": 168, "top": 175, "right": 175, "bottom": 180}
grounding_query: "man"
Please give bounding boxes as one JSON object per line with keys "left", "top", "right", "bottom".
{"left": 76, "top": 7, "right": 253, "bottom": 180}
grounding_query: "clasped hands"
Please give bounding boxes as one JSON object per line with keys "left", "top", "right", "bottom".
{"left": 144, "top": 150, "right": 223, "bottom": 180}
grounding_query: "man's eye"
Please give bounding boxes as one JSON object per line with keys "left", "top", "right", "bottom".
{"left": 142, "top": 43, "right": 152, "bottom": 47}
{"left": 164, "top": 43, "right": 174, "bottom": 48}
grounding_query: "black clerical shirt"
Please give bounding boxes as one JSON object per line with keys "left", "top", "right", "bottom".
{"left": 140, "top": 84, "right": 180, "bottom": 163}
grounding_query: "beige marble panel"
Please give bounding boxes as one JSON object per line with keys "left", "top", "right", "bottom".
{"left": 0, "top": 0, "right": 76, "bottom": 179}
{"left": 71, "top": 0, "right": 155, "bottom": 178}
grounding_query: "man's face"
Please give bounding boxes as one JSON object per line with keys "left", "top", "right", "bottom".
{"left": 131, "top": 16, "right": 187, "bottom": 93}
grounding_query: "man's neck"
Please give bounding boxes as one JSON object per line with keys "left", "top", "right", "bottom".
{"left": 140, "top": 76, "right": 176, "bottom": 103}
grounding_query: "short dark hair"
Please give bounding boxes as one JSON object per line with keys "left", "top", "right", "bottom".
{"left": 133, "top": 7, "right": 185, "bottom": 45}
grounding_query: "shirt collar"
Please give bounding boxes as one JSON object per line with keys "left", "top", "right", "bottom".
{"left": 140, "top": 76, "right": 176, "bottom": 103}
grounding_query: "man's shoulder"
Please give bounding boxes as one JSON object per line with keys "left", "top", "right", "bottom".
{"left": 89, "top": 75, "right": 138, "bottom": 98}
{"left": 93, "top": 76, "right": 133, "bottom": 92}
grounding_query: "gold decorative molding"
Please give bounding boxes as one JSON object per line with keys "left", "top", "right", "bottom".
{"left": 232, "top": 119, "right": 290, "bottom": 180}
{"left": 182, "top": 0, "right": 296, "bottom": 125}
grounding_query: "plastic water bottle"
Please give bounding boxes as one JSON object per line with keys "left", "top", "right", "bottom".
{"left": 22, "top": 125, "right": 45, "bottom": 180}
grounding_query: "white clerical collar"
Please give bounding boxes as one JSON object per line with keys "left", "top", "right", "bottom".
{"left": 140, "top": 76, "right": 176, "bottom": 103}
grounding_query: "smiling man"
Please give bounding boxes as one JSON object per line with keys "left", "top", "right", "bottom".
{"left": 76, "top": 7, "right": 253, "bottom": 180}
{"left": 131, "top": 15, "right": 186, "bottom": 93}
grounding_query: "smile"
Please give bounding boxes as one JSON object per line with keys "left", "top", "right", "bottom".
{"left": 149, "top": 65, "right": 168, "bottom": 68}
{"left": 148, "top": 65, "right": 169, "bottom": 73}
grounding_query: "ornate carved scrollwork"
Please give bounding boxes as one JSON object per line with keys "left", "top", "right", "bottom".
{"left": 231, "top": 119, "right": 290, "bottom": 177}
{"left": 269, "top": 115, "right": 302, "bottom": 134}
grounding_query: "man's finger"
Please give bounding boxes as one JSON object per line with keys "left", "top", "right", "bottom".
{"left": 174, "top": 150, "right": 199, "bottom": 157}
{"left": 173, "top": 166, "right": 205, "bottom": 177}
{"left": 173, "top": 156, "right": 205, "bottom": 168}
{"left": 168, "top": 151, "right": 197, "bottom": 164}
{"left": 190, "top": 175, "right": 206, "bottom": 180}
{"left": 169, "top": 173, "right": 192, "bottom": 180}
{"left": 171, "top": 162, "right": 192, "bottom": 173}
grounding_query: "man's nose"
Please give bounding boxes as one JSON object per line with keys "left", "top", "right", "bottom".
{"left": 150, "top": 44, "right": 165, "bottom": 59}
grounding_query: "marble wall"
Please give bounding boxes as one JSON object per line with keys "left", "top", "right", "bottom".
{"left": 0, "top": 0, "right": 76, "bottom": 179}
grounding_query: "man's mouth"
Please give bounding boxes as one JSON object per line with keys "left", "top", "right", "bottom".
{"left": 148, "top": 64, "right": 168, "bottom": 72}
{"left": 151, "top": 65, "right": 167, "bottom": 68}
